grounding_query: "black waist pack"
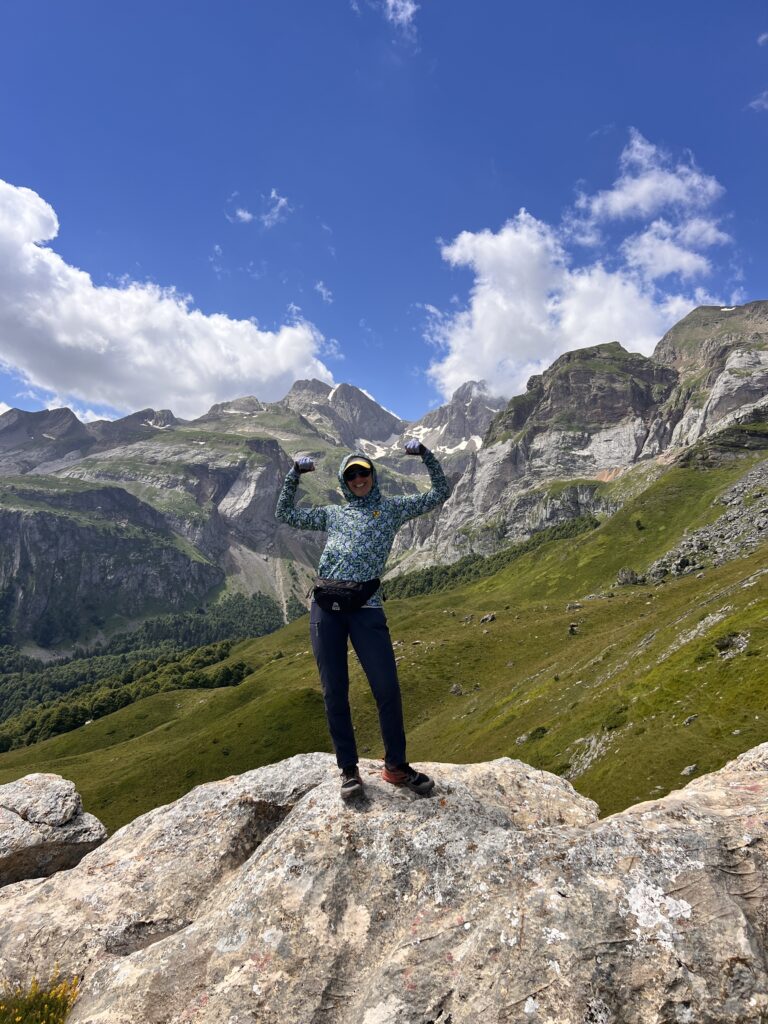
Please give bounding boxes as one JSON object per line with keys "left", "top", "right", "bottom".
{"left": 313, "top": 578, "right": 380, "bottom": 612}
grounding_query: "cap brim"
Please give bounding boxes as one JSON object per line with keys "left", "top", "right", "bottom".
{"left": 344, "top": 459, "right": 373, "bottom": 471}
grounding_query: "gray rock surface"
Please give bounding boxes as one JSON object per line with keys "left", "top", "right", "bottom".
{"left": 1, "top": 747, "right": 767, "bottom": 1023}
{"left": 647, "top": 458, "right": 768, "bottom": 581}
{"left": 0, "top": 497, "right": 223, "bottom": 644}
{"left": 0, "top": 772, "right": 106, "bottom": 886}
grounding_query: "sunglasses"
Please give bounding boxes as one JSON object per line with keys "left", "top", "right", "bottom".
{"left": 344, "top": 467, "right": 372, "bottom": 482}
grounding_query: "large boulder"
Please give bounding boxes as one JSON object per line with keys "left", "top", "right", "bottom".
{"left": 0, "top": 772, "right": 106, "bottom": 886}
{"left": 0, "top": 748, "right": 767, "bottom": 1023}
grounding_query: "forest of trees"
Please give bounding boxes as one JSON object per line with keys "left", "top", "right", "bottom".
{"left": 0, "top": 640, "right": 255, "bottom": 750}
{"left": 0, "top": 591, "right": 285, "bottom": 749}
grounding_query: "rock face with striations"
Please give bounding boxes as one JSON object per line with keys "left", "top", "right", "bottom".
{"left": 0, "top": 773, "right": 106, "bottom": 886}
{"left": 392, "top": 302, "right": 768, "bottom": 572}
{"left": 652, "top": 301, "right": 768, "bottom": 447}
{"left": 0, "top": 484, "right": 224, "bottom": 645}
{"left": 0, "top": 746, "right": 766, "bottom": 1023}
{"left": 392, "top": 342, "right": 663, "bottom": 569}
{"left": 282, "top": 379, "right": 407, "bottom": 448}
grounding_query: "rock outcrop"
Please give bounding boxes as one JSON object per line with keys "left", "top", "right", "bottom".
{"left": 0, "top": 773, "right": 106, "bottom": 886}
{"left": 647, "top": 451, "right": 768, "bottom": 582}
{"left": 1, "top": 747, "right": 766, "bottom": 1022}
{"left": 393, "top": 302, "right": 768, "bottom": 571}
{"left": 282, "top": 379, "right": 407, "bottom": 448}
{"left": 0, "top": 487, "right": 224, "bottom": 645}
{"left": 653, "top": 302, "right": 768, "bottom": 447}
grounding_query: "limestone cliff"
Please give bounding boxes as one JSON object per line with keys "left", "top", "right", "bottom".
{"left": 391, "top": 301, "right": 768, "bottom": 572}
{"left": 0, "top": 484, "right": 222, "bottom": 645}
{"left": 652, "top": 301, "right": 768, "bottom": 446}
{"left": 0, "top": 747, "right": 766, "bottom": 1022}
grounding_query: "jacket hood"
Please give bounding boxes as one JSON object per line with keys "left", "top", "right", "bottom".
{"left": 338, "top": 452, "right": 381, "bottom": 504}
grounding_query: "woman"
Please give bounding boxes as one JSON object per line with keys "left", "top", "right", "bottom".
{"left": 275, "top": 439, "right": 450, "bottom": 799}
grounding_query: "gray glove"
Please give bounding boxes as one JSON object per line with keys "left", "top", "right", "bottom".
{"left": 294, "top": 456, "right": 315, "bottom": 474}
{"left": 404, "top": 439, "right": 426, "bottom": 456}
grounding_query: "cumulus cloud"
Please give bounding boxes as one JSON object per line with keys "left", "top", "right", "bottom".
{"left": 0, "top": 179, "right": 334, "bottom": 419}
{"left": 0, "top": 402, "right": 10, "bottom": 416}
{"left": 234, "top": 207, "right": 254, "bottom": 223}
{"left": 427, "top": 130, "right": 734, "bottom": 400}
{"left": 574, "top": 128, "right": 723, "bottom": 225}
{"left": 749, "top": 90, "right": 768, "bottom": 111}
{"left": 621, "top": 220, "right": 712, "bottom": 281}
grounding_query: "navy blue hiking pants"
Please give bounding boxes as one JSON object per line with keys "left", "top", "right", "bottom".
{"left": 310, "top": 602, "right": 406, "bottom": 770}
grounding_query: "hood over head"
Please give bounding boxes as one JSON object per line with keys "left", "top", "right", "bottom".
{"left": 338, "top": 452, "right": 381, "bottom": 503}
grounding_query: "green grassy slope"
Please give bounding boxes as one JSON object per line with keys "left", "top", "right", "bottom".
{"left": 1, "top": 446, "right": 766, "bottom": 831}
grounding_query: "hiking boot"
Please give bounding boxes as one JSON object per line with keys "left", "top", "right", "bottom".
{"left": 340, "top": 765, "right": 364, "bottom": 800}
{"left": 381, "top": 762, "right": 435, "bottom": 795}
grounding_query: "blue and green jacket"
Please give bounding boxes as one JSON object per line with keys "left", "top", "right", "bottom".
{"left": 275, "top": 449, "right": 450, "bottom": 606}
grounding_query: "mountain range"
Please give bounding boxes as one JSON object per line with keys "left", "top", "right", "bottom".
{"left": 0, "top": 300, "right": 767, "bottom": 649}
{"left": 0, "top": 299, "right": 767, "bottom": 837}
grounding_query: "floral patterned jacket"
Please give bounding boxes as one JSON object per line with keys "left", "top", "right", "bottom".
{"left": 275, "top": 449, "right": 450, "bottom": 607}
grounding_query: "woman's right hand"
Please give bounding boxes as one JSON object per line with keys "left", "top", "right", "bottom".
{"left": 294, "top": 456, "right": 315, "bottom": 474}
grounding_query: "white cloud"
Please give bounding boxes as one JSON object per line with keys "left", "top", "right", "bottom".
{"left": 621, "top": 220, "right": 712, "bottom": 281}
{"left": 320, "top": 337, "right": 344, "bottom": 360}
{"left": 383, "top": 0, "right": 418, "bottom": 27}
{"left": 427, "top": 131, "right": 732, "bottom": 400}
{"left": 0, "top": 402, "right": 10, "bottom": 415}
{"left": 261, "top": 188, "right": 291, "bottom": 228}
{"left": 314, "top": 280, "right": 333, "bottom": 304}
{"left": 749, "top": 90, "right": 768, "bottom": 111}
{"left": 675, "top": 217, "right": 731, "bottom": 248}
{"left": 234, "top": 207, "right": 254, "bottom": 223}
{"left": 758, "top": 32, "right": 768, "bottom": 45}
{"left": 574, "top": 129, "right": 723, "bottom": 224}
{"left": 0, "top": 179, "right": 334, "bottom": 420}
{"left": 209, "top": 243, "right": 227, "bottom": 279}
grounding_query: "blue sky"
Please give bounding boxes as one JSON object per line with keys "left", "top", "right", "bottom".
{"left": 0, "top": 1, "right": 766, "bottom": 422}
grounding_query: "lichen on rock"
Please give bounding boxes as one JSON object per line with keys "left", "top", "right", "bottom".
{"left": 0, "top": 748, "right": 767, "bottom": 1021}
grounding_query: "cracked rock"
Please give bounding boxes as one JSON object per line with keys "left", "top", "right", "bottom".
{"left": 0, "top": 773, "right": 106, "bottom": 886}
{"left": 1, "top": 748, "right": 768, "bottom": 1023}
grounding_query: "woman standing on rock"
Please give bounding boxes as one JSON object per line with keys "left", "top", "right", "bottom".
{"left": 275, "top": 440, "right": 450, "bottom": 800}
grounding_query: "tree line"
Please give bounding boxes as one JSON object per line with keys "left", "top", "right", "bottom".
{"left": 383, "top": 515, "right": 600, "bottom": 599}
{"left": 0, "top": 591, "right": 284, "bottom": 747}
{"left": 0, "top": 640, "right": 254, "bottom": 750}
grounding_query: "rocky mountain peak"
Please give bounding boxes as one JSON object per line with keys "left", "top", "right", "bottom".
{"left": 450, "top": 379, "right": 491, "bottom": 404}
{"left": 283, "top": 378, "right": 334, "bottom": 404}
{"left": 0, "top": 407, "right": 94, "bottom": 474}
{"left": 327, "top": 383, "right": 405, "bottom": 438}
{"left": 85, "top": 407, "right": 183, "bottom": 446}
{"left": 653, "top": 299, "right": 768, "bottom": 379}
{"left": 195, "top": 396, "right": 265, "bottom": 422}
{"left": 406, "top": 380, "right": 506, "bottom": 458}
{"left": 0, "top": 406, "right": 90, "bottom": 446}
{"left": 282, "top": 380, "right": 405, "bottom": 447}
{"left": 486, "top": 342, "right": 677, "bottom": 446}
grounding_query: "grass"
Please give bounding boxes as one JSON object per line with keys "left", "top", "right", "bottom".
{"left": 0, "top": 972, "right": 79, "bottom": 1024}
{"left": 0, "top": 446, "right": 766, "bottom": 831}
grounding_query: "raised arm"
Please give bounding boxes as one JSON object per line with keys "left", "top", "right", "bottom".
{"left": 390, "top": 443, "right": 450, "bottom": 526}
{"left": 275, "top": 459, "right": 328, "bottom": 532}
